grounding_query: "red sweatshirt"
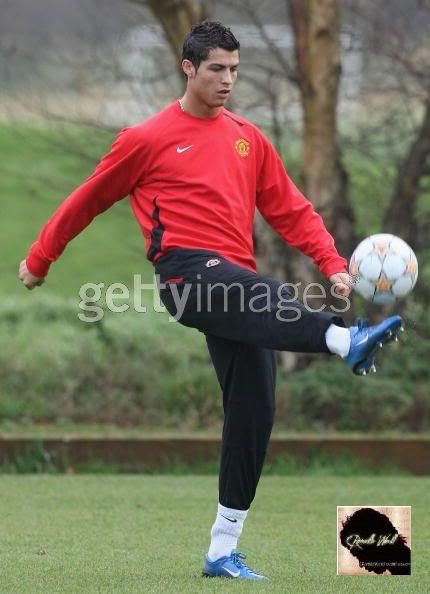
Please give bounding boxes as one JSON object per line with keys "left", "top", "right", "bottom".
{"left": 26, "top": 101, "right": 347, "bottom": 278}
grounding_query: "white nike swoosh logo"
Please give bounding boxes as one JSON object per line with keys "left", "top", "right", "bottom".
{"left": 176, "top": 145, "right": 193, "bottom": 153}
{"left": 356, "top": 332, "right": 369, "bottom": 346}
{"left": 223, "top": 567, "right": 240, "bottom": 578}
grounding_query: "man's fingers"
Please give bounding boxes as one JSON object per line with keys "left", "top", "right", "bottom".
{"left": 338, "top": 274, "right": 353, "bottom": 289}
{"left": 18, "top": 260, "right": 27, "bottom": 280}
{"left": 330, "top": 273, "right": 353, "bottom": 297}
{"left": 333, "top": 283, "right": 351, "bottom": 297}
{"left": 18, "top": 260, "right": 45, "bottom": 291}
{"left": 23, "top": 279, "right": 44, "bottom": 290}
{"left": 18, "top": 259, "right": 45, "bottom": 289}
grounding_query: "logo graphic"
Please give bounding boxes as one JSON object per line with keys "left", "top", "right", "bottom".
{"left": 206, "top": 258, "right": 221, "bottom": 268}
{"left": 165, "top": 277, "right": 184, "bottom": 285}
{"left": 355, "top": 332, "right": 369, "bottom": 346}
{"left": 223, "top": 567, "right": 240, "bottom": 578}
{"left": 337, "top": 506, "right": 411, "bottom": 575}
{"left": 235, "top": 138, "right": 250, "bottom": 157}
{"left": 177, "top": 145, "right": 193, "bottom": 153}
{"left": 221, "top": 515, "right": 238, "bottom": 523}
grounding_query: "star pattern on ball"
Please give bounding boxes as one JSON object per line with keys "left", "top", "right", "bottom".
{"left": 375, "top": 242, "right": 389, "bottom": 258}
{"left": 407, "top": 260, "right": 417, "bottom": 274}
{"left": 376, "top": 276, "right": 392, "bottom": 292}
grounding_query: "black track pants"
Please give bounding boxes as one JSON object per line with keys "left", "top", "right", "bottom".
{"left": 155, "top": 249, "right": 344, "bottom": 510}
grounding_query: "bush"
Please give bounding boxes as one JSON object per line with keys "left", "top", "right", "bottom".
{"left": 1, "top": 295, "right": 429, "bottom": 432}
{"left": 281, "top": 301, "right": 430, "bottom": 432}
{"left": 0, "top": 295, "right": 221, "bottom": 429}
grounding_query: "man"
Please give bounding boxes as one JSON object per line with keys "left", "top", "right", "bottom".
{"left": 19, "top": 22, "right": 403, "bottom": 580}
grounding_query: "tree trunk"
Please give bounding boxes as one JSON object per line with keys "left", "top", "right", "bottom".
{"left": 289, "top": 0, "right": 355, "bottom": 264}
{"left": 383, "top": 95, "right": 430, "bottom": 249}
{"left": 146, "top": 0, "right": 209, "bottom": 65}
{"left": 255, "top": 0, "right": 357, "bottom": 372}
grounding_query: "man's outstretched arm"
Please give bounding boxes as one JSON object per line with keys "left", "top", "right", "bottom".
{"left": 18, "top": 126, "right": 147, "bottom": 290}
{"left": 256, "top": 135, "right": 351, "bottom": 296}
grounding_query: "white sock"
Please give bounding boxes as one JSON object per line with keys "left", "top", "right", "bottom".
{"left": 325, "top": 324, "right": 351, "bottom": 358}
{"left": 207, "top": 503, "right": 248, "bottom": 561}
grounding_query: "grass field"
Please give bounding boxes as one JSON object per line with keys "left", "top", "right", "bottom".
{"left": 0, "top": 475, "right": 427, "bottom": 593}
{"left": 1, "top": 123, "right": 153, "bottom": 297}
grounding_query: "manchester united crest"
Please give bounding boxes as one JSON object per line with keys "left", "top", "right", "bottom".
{"left": 235, "top": 138, "right": 250, "bottom": 157}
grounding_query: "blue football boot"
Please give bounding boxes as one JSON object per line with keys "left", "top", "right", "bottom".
{"left": 346, "top": 315, "right": 404, "bottom": 375}
{"left": 202, "top": 550, "right": 267, "bottom": 580}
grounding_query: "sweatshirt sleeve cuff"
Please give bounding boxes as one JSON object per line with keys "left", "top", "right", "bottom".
{"left": 320, "top": 257, "right": 348, "bottom": 278}
{"left": 26, "top": 248, "right": 51, "bottom": 278}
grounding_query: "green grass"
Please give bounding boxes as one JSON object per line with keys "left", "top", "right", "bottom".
{"left": 2, "top": 421, "right": 429, "bottom": 439}
{"left": 0, "top": 476, "right": 427, "bottom": 592}
{"left": 0, "top": 122, "right": 152, "bottom": 297}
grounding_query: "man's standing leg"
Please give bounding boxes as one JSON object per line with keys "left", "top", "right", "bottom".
{"left": 204, "top": 334, "right": 276, "bottom": 566}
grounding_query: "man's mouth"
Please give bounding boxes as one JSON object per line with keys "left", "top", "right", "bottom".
{"left": 217, "top": 89, "right": 230, "bottom": 96}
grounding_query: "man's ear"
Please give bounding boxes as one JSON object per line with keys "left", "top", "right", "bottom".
{"left": 181, "top": 59, "right": 196, "bottom": 79}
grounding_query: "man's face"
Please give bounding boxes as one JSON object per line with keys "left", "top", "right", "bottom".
{"left": 183, "top": 48, "right": 239, "bottom": 109}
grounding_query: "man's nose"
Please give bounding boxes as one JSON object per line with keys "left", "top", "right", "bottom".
{"left": 221, "top": 71, "right": 232, "bottom": 85}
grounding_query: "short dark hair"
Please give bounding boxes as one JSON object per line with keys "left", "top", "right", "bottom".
{"left": 182, "top": 21, "right": 240, "bottom": 71}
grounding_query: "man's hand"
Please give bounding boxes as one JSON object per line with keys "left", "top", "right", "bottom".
{"left": 329, "top": 272, "right": 353, "bottom": 298}
{"left": 18, "top": 260, "right": 45, "bottom": 290}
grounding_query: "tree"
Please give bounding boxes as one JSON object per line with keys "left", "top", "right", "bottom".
{"left": 384, "top": 96, "right": 430, "bottom": 246}
{"left": 131, "top": 0, "right": 209, "bottom": 74}
{"left": 348, "top": 0, "right": 430, "bottom": 251}
{"left": 288, "top": 0, "right": 356, "bottom": 262}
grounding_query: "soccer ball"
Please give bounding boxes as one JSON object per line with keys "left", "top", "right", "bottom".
{"left": 349, "top": 233, "right": 418, "bottom": 304}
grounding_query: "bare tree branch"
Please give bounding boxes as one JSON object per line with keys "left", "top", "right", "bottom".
{"left": 129, "top": 0, "right": 209, "bottom": 70}
{"left": 384, "top": 94, "right": 430, "bottom": 246}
